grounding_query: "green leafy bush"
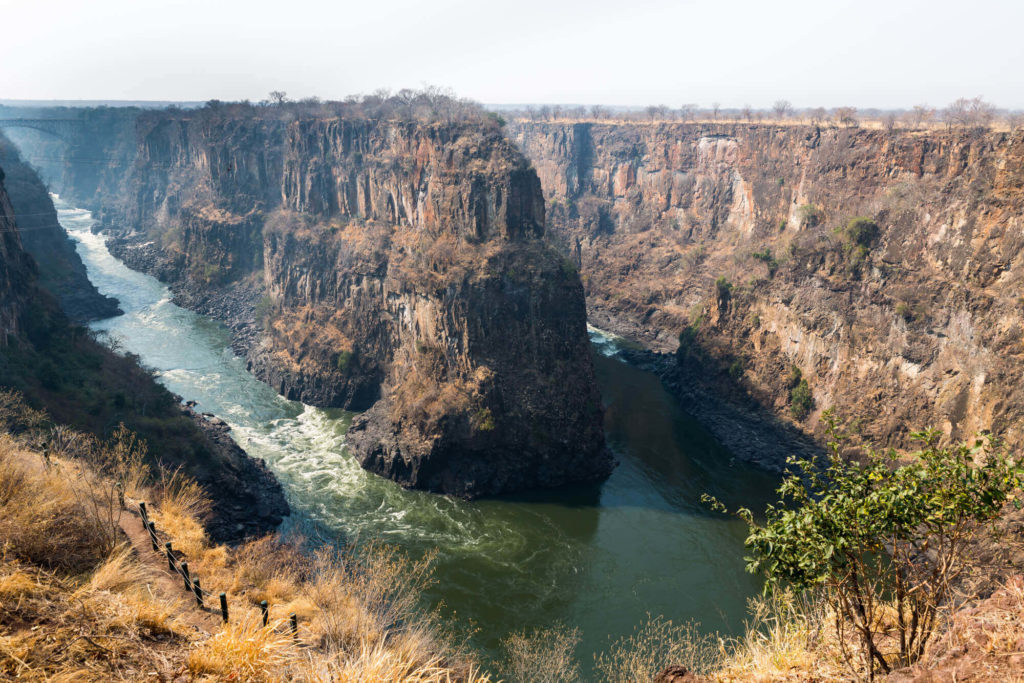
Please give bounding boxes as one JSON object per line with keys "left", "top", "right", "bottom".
{"left": 723, "top": 415, "right": 1023, "bottom": 677}
{"left": 751, "top": 248, "right": 779, "bottom": 277}
{"left": 335, "top": 350, "right": 353, "bottom": 372}
{"left": 715, "top": 276, "right": 733, "bottom": 302}
{"left": 789, "top": 379, "right": 813, "bottom": 419}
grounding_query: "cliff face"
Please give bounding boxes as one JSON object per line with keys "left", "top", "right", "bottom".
{"left": 28, "top": 108, "right": 611, "bottom": 497}
{"left": 0, "top": 166, "right": 36, "bottom": 345}
{"left": 0, "top": 134, "right": 120, "bottom": 321}
{"left": 509, "top": 121, "right": 1024, "bottom": 456}
{"left": 0, "top": 155, "right": 288, "bottom": 541}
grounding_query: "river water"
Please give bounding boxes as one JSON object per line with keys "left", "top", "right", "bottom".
{"left": 55, "top": 196, "right": 779, "bottom": 669}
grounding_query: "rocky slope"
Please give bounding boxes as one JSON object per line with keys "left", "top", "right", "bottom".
{"left": 0, "top": 133, "right": 120, "bottom": 321}
{"left": 509, "top": 121, "right": 1024, "bottom": 459}
{"left": 18, "top": 104, "right": 612, "bottom": 497}
{"left": 0, "top": 153, "right": 288, "bottom": 542}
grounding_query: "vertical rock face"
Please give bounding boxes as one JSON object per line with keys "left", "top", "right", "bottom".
{"left": 508, "top": 121, "right": 1024, "bottom": 457}
{"left": 24, "top": 107, "right": 612, "bottom": 497}
{"left": 0, "top": 165, "right": 37, "bottom": 344}
{"left": 0, "top": 134, "right": 120, "bottom": 321}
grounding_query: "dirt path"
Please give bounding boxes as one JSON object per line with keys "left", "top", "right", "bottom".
{"left": 118, "top": 504, "right": 221, "bottom": 634}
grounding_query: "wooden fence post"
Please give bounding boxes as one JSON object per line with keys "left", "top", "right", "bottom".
{"left": 138, "top": 501, "right": 149, "bottom": 522}
{"left": 146, "top": 521, "right": 159, "bottom": 552}
{"left": 164, "top": 542, "right": 174, "bottom": 571}
{"left": 219, "top": 592, "right": 229, "bottom": 623}
{"left": 181, "top": 561, "right": 191, "bottom": 591}
{"left": 290, "top": 612, "right": 298, "bottom": 638}
{"left": 193, "top": 577, "right": 204, "bottom": 607}
{"left": 260, "top": 600, "right": 269, "bottom": 627}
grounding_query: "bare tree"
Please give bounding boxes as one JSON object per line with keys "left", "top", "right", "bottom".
{"left": 710, "top": 102, "right": 721, "bottom": 120}
{"left": 882, "top": 113, "right": 898, "bottom": 133}
{"left": 808, "top": 107, "right": 828, "bottom": 125}
{"left": 679, "top": 103, "right": 698, "bottom": 122}
{"left": 835, "top": 106, "right": 859, "bottom": 127}
{"left": 269, "top": 91, "right": 289, "bottom": 105}
{"left": 741, "top": 104, "right": 753, "bottom": 122}
{"left": 944, "top": 96, "right": 996, "bottom": 130}
{"left": 908, "top": 104, "right": 935, "bottom": 129}
{"left": 1007, "top": 112, "right": 1024, "bottom": 131}
{"left": 773, "top": 99, "right": 793, "bottom": 120}
{"left": 590, "top": 105, "right": 608, "bottom": 119}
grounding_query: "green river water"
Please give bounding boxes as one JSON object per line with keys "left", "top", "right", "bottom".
{"left": 56, "top": 195, "right": 778, "bottom": 672}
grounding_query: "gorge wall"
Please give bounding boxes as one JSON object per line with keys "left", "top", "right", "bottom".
{"left": 0, "top": 146, "right": 288, "bottom": 542}
{"left": 0, "top": 133, "right": 119, "bottom": 321}
{"left": 18, "top": 106, "right": 611, "bottom": 497}
{"left": 509, "top": 121, "right": 1024, "bottom": 457}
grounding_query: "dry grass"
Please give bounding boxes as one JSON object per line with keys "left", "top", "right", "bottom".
{"left": 593, "top": 615, "right": 722, "bottom": 682}
{"left": 503, "top": 623, "right": 581, "bottom": 683}
{"left": 188, "top": 613, "right": 294, "bottom": 681}
{"left": 714, "top": 591, "right": 848, "bottom": 682}
{"left": 0, "top": 391, "right": 492, "bottom": 682}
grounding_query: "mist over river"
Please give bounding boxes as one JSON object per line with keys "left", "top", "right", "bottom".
{"left": 56, "top": 195, "right": 778, "bottom": 668}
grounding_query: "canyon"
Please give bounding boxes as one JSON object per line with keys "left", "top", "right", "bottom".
{"left": 509, "top": 120, "right": 1024, "bottom": 461}
{"left": 0, "top": 135, "right": 288, "bottom": 542}
{"left": 4, "top": 104, "right": 612, "bottom": 497}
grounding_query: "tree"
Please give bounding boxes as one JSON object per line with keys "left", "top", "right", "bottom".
{"left": 710, "top": 102, "right": 721, "bottom": 120}
{"left": 679, "top": 103, "right": 697, "bottom": 122}
{"left": 835, "top": 106, "right": 859, "bottom": 127}
{"left": 908, "top": 104, "right": 935, "bottom": 128}
{"left": 882, "top": 113, "right": 898, "bottom": 133}
{"left": 808, "top": 107, "right": 828, "bottom": 125}
{"left": 710, "top": 415, "right": 1023, "bottom": 679}
{"left": 741, "top": 104, "right": 753, "bottom": 122}
{"left": 945, "top": 96, "right": 996, "bottom": 130}
{"left": 269, "top": 90, "right": 288, "bottom": 105}
{"left": 1008, "top": 112, "right": 1024, "bottom": 131}
{"left": 590, "top": 104, "right": 609, "bottom": 119}
{"left": 773, "top": 99, "right": 793, "bottom": 120}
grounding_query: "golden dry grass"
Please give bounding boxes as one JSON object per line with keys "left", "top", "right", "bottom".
{"left": 0, "top": 391, "right": 492, "bottom": 682}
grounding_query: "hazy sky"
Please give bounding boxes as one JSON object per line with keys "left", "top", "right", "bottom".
{"left": 3, "top": 0, "right": 1022, "bottom": 109}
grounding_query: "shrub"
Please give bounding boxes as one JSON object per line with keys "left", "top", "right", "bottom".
{"left": 715, "top": 276, "right": 733, "bottom": 302}
{"left": 797, "top": 204, "right": 824, "bottom": 228}
{"left": 751, "top": 248, "right": 779, "bottom": 277}
{"left": 728, "top": 358, "right": 745, "bottom": 380}
{"left": 336, "top": 350, "right": 354, "bottom": 372}
{"left": 844, "top": 216, "right": 880, "bottom": 249}
{"left": 789, "top": 379, "right": 813, "bottom": 420}
{"left": 722, "top": 414, "right": 1024, "bottom": 678}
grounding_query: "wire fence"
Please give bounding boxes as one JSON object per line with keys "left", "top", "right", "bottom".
{"left": 135, "top": 500, "right": 300, "bottom": 638}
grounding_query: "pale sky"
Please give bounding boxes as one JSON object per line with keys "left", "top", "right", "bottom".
{"left": 2, "top": 0, "right": 1022, "bottom": 109}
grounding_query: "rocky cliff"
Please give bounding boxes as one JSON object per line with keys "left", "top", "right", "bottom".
{"left": 0, "top": 133, "right": 120, "bottom": 321}
{"left": 0, "top": 153, "right": 288, "bottom": 542}
{"left": 509, "top": 121, "right": 1024, "bottom": 458}
{"left": 20, "top": 105, "right": 612, "bottom": 497}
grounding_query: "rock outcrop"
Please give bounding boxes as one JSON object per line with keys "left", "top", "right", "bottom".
{"left": 16, "top": 105, "right": 612, "bottom": 497}
{"left": 509, "top": 121, "right": 1024, "bottom": 459}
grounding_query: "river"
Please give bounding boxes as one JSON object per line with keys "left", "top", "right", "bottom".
{"left": 55, "top": 195, "right": 779, "bottom": 671}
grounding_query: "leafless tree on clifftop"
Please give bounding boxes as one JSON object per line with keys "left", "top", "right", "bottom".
{"left": 773, "top": 99, "right": 793, "bottom": 120}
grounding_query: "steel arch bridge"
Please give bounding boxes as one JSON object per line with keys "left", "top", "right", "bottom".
{"left": 0, "top": 118, "right": 82, "bottom": 141}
